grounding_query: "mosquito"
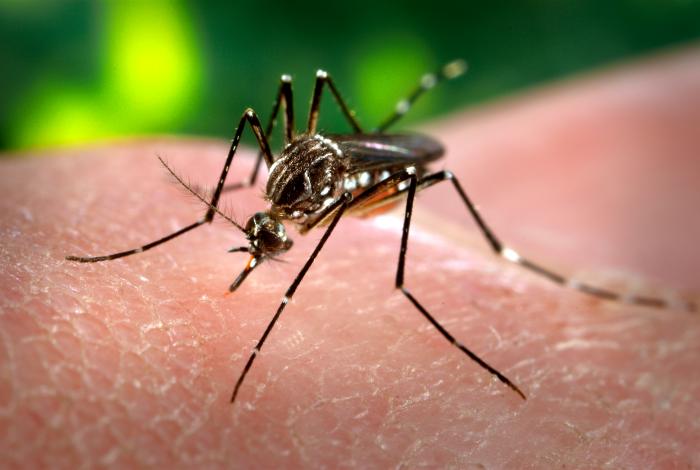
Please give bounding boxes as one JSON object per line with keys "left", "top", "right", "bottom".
{"left": 66, "top": 60, "right": 692, "bottom": 405}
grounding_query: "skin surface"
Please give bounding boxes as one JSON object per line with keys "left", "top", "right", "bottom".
{"left": 1, "top": 46, "right": 699, "bottom": 468}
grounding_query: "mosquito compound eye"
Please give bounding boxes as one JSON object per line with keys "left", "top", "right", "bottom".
{"left": 259, "top": 230, "right": 282, "bottom": 250}
{"left": 258, "top": 227, "right": 292, "bottom": 255}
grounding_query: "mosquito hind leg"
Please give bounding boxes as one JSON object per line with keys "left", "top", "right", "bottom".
{"left": 417, "top": 170, "right": 694, "bottom": 312}
{"left": 374, "top": 59, "right": 468, "bottom": 133}
{"left": 66, "top": 108, "right": 274, "bottom": 263}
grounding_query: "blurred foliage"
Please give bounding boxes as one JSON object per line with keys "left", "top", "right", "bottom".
{"left": 1, "top": 0, "right": 699, "bottom": 153}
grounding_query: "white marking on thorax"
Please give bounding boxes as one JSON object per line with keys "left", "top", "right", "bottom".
{"left": 314, "top": 134, "right": 343, "bottom": 158}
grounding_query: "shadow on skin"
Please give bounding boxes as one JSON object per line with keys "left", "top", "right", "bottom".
{"left": 1, "top": 46, "right": 699, "bottom": 467}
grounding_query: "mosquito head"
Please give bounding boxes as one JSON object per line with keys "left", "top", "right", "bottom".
{"left": 227, "top": 212, "right": 293, "bottom": 293}
{"left": 244, "top": 212, "right": 293, "bottom": 257}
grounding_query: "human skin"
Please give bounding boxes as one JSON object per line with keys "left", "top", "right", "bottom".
{"left": 1, "top": 47, "right": 699, "bottom": 468}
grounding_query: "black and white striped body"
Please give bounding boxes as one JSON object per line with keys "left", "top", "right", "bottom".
{"left": 266, "top": 132, "right": 444, "bottom": 226}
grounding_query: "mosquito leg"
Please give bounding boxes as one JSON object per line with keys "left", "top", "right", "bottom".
{"left": 392, "top": 169, "right": 527, "bottom": 400}
{"left": 300, "top": 168, "right": 526, "bottom": 398}
{"left": 199, "top": 108, "right": 272, "bottom": 221}
{"left": 374, "top": 59, "right": 468, "bottom": 133}
{"left": 221, "top": 76, "right": 295, "bottom": 193}
{"left": 65, "top": 220, "right": 206, "bottom": 263}
{"left": 66, "top": 109, "right": 273, "bottom": 263}
{"left": 417, "top": 171, "right": 693, "bottom": 312}
{"left": 231, "top": 192, "right": 353, "bottom": 404}
{"left": 307, "top": 70, "right": 363, "bottom": 135}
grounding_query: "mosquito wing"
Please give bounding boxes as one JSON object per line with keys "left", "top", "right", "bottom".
{"left": 329, "top": 133, "right": 444, "bottom": 173}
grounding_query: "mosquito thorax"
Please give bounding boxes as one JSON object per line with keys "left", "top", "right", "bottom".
{"left": 265, "top": 134, "right": 346, "bottom": 219}
{"left": 245, "top": 212, "right": 293, "bottom": 256}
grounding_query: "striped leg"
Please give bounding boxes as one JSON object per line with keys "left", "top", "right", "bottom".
{"left": 307, "top": 70, "right": 364, "bottom": 134}
{"left": 221, "top": 75, "right": 296, "bottom": 193}
{"left": 417, "top": 171, "right": 695, "bottom": 312}
{"left": 337, "top": 168, "right": 526, "bottom": 399}
{"left": 374, "top": 59, "right": 468, "bottom": 132}
{"left": 230, "top": 193, "right": 353, "bottom": 403}
{"left": 66, "top": 109, "right": 273, "bottom": 263}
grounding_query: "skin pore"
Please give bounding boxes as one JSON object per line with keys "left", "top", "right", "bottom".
{"left": 1, "top": 46, "right": 699, "bottom": 467}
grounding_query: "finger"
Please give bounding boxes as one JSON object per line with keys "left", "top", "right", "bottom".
{"left": 2, "top": 47, "right": 699, "bottom": 468}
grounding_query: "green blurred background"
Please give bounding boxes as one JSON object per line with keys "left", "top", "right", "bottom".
{"left": 1, "top": 0, "right": 699, "bottom": 154}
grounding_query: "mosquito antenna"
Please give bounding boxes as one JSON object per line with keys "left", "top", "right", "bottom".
{"left": 158, "top": 156, "right": 246, "bottom": 233}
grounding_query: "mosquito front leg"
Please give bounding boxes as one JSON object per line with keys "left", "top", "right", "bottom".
{"left": 374, "top": 59, "right": 468, "bottom": 133}
{"left": 66, "top": 109, "right": 273, "bottom": 263}
{"left": 221, "top": 76, "right": 296, "bottom": 193}
{"left": 230, "top": 192, "right": 353, "bottom": 404}
{"left": 307, "top": 70, "right": 363, "bottom": 135}
{"left": 65, "top": 220, "right": 208, "bottom": 263}
{"left": 205, "top": 108, "right": 273, "bottom": 219}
